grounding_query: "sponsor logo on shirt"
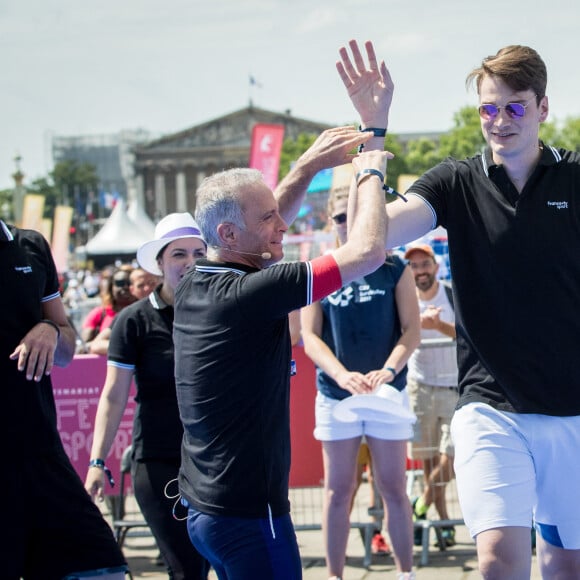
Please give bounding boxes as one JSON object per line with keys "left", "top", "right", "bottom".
{"left": 327, "top": 284, "right": 386, "bottom": 307}
{"left": 547, "top": 200, "right": 568, "bottom": 210}
{"left": 327, "top": 286, "right": 354, "bottom": 307}
{"left": 14, "top": 265, "right": 33, "bottom": 273}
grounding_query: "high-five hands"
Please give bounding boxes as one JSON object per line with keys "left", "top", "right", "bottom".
{"left": 336, "top": 40, "right": 394, "bottom": 130}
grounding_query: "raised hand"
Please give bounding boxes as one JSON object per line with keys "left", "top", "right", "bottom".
{"left": 297, "top": 126, "right": 374, "bottom": 171}
{"left": 336, "top": 40, "right": 394, "bottom": 130}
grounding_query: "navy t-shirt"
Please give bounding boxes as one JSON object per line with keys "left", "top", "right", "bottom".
{"left": 317, "top": 256, "right": 407, "bottom": 399}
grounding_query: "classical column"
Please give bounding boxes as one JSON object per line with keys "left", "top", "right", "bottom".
{"left": 135, "top": 174, "right": 145, "bottom": 209}
{"left": 154, "top": 172, "right": 167, "bottom": 217}
{"left": 176, "top": 170, "right": 187, "bottom": 212}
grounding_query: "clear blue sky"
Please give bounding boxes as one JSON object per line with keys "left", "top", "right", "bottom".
{"left": 2, "top": 0, "right": 579, "bottom": 190}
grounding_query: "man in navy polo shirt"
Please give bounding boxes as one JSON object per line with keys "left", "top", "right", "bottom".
{"left": 339, "top": 40, "right": 580, "bottom": 579}
{"left": 174, "top": 95, "right": 397, "bottom": 578}
{"left": 0, "top": 220, "right": 127, "bottom": 579}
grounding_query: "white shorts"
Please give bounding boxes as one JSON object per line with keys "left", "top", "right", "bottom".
{"left": 451, "top": 402, "right": 580, "bottom": 549}
{"left": 314, "top": 391, "right": 413, "bottom": 442}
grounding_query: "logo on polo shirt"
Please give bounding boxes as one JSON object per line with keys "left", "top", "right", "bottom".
{"left": 327, "top": 286, "right": 354, "bottom": 307}
{"left": 14, "top": 265, "right": 33, "bottom": 274}
{"left": 547, "top": 201, "right": 568, "bottom": 210}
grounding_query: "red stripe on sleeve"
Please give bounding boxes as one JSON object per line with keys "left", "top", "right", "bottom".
{"left": 310, "top": 254, "right": 342, "bottom": 302}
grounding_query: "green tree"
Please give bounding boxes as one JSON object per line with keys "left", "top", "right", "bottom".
{"left": 279, "top": 133, "right": 318, "bottom": 179}
{"left": 556, "top": 116, "right": 580, "bottom": 152}
{"left": 383, "top": 134, "right": 408, "bottom": 191}
{"left": 0, "top": 188, "right": 13, "bottom": 220}
{"left": 51, "top": 160, "right": 99, "bottom": 208}
{"left": 438, "top": 107, "right": 486, "bottom": 159}
{"left": 279, "top": 130, "right": 407, "bottom": 190}
{"left": 405, "top": 137, "right": 441, "bottom": 176}
{"left": 539, "top": 119, "right": 559, "bottom": 145}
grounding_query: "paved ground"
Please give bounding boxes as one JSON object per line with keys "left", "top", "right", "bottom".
{"left": 116, "top": 482, "right": 541, "bottom": 579}
{"left": 122, "top": 524, "right": 541, "bottom": 579}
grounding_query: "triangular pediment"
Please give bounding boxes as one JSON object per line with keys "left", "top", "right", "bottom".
{"left": 134, "top": 106, "right": 331, "bottom": 153}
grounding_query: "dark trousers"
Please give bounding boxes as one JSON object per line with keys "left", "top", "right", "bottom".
{"left": 133, "top": 458, "right": 210, "bottom": 580}
{"left": 185, "top": 506, "right": 302, "bottom": 579}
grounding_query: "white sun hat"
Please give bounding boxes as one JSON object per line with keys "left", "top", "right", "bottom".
{"left": 332, "top": 383, "right": 417, "bottom": 424}
{"left": 137, "top": 212, "right": 205, "bottom": 275}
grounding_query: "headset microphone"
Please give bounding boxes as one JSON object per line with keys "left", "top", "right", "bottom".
{"left": 215, "top": 247, "right": 272, "bottom": 260}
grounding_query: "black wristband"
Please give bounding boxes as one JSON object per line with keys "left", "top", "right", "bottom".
{"left": 39, "top": 319, "right": 60, "bottom": 339}
{"left": 384, "top": 366, "right": 397, "bottom": 376}
{"left": 358, "top": 126, "right": 387, "bottom": 137}
{"left": 357, "top": 126, "right": 387, "bottom": 152}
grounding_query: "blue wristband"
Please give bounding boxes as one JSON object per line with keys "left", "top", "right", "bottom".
{"left": 89, "top": 458, "right": 115, "bottom": 488}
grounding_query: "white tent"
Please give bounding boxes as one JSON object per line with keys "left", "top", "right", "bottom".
{"left": 127, "top": 199, "right": 155, "bottom": 239}
{"left": 85, "top": 199, "right": 151, "bottom": 255}
{"left": 127, "top": 182, "right": 156, "bottom": 238}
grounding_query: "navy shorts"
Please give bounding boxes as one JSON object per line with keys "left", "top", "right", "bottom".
{"left": 2, "top": 448, "right": 127, "bottom": 580}
{"left": 185, "top": 503, "right": 302, "bottom": 579}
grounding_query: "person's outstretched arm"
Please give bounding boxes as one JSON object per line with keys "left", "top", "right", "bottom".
{"left": 336, "top": 39, "right": 394, "bottom": 152}
{"left": 337, "top": 39, "right": 433, "bottom": 248}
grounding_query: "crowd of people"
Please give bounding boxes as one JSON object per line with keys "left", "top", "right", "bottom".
{"left": 6, "top": 37, "right": 580, "bottom": 580}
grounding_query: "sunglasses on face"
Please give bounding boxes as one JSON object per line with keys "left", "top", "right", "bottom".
{"left": 332, "top": 213, "right": 347, "bottom": 225}
{"left": 113, "top": 279, "right": 130, "bottom": 288}
{"left": 478, "top": 97, "right": 536, "bottom": 120}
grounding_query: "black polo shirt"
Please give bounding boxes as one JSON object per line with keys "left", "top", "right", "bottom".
{"left": 409, "top": 144, "right": 580, "bottom": 415}
{"left": 173, "top": 256, "right": 340, "bottom": 518}
{"left": 108, "top": 288, "right": 182, "bottom": 461}
{"left": 0, "top": 221, "right": 63, "bottom": 456}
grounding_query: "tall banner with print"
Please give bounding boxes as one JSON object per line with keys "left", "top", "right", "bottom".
{"left": 52, "top": 205, "right": 74, "bottom": 273}
{"left": 249, "top": 123, "right": 285, "bottom": 191}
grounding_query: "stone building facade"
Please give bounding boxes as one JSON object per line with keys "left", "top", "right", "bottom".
{"left": 133, "top": 106, "right": 331, "bottom": 220}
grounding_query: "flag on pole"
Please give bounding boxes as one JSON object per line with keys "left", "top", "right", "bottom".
{"left": 249, "top": 75, "right": 262, "bottom": 88}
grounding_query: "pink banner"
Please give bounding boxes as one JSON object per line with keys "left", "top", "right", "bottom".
{"left": 52, "top": 354, "right": 136, "bottom": 494}
{"left": 248, "top": 123, "right": 285, "bottom": 191}
{"left": 52, "top": 348, "right": 323, "bottom": 492}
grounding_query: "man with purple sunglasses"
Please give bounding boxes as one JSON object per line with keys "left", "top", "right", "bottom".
{"left": 338, "top": 40, "right": 580, "bottom": 579}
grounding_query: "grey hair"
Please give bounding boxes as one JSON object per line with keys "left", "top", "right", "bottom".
{"left": 194, "top": 168, "right": 264, "bottom": 247}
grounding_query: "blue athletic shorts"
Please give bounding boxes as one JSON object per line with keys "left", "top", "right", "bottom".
{"left": 184, "top": 503, "right": 302, "bottom": 579}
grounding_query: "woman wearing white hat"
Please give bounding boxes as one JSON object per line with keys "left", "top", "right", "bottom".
{"left": 85, "top": 213, "right": 209, "bottom": 579}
